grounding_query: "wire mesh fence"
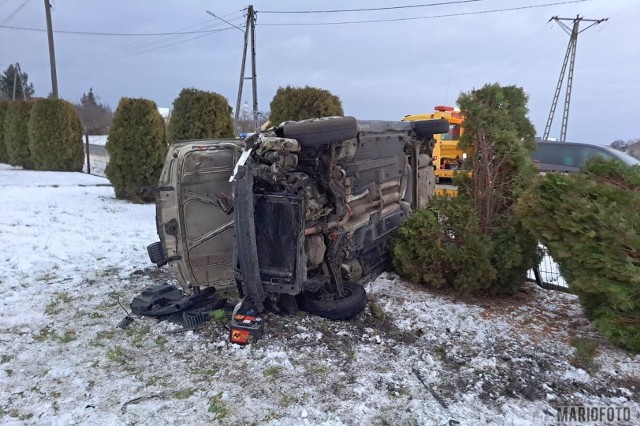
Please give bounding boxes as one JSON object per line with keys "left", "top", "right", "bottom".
{"left": 82, "top": 139, "right": 108, "bottom": 178}
{"left": 528, "top": 246, "right": 570, "bottom": 292}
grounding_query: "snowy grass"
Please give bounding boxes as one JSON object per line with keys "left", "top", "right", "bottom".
{"left": 88, "top": 135, "right": 108, "bottom": 146}
{"left": 0, "top": 163, "right": 638, "bottom": 425}
{"left": 83, "top": 154, "right": 108, "bottom": 177}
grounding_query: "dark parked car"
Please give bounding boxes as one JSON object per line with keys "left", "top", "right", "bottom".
{"left": 532, "top": 141, "right": 640, "bottom": 173}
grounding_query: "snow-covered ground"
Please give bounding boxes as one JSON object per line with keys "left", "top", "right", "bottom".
{"left": 87, "top": 135, "right": 108, "bottom": 146}
{"left": 0, "top": 164, "right": 638, "bottom": 425}
{"left": 82, "top": 150, "right": 108, "bottom": 178}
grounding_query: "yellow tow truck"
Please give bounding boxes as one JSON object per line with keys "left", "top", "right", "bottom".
{"left": 403, "top": 106, "right": 466, "bottom": 196}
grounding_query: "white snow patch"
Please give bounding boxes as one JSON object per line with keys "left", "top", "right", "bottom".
{"left": 0, "top": 163, "right": 638, "bottom": 425}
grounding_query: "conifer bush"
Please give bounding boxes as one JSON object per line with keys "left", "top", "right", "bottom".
{"left": 269, "top": 85, "right": 344, "bottom": 125}
{"left": 168, "top": 88, "right": 233, "bottom": 142}
{"left": 393, "top": 196, "right": 497, "bottom": 291}
{"left": 0, "top": 101, "right": 9, "bottom": 163}
{"left": 28, "top": 98, "right": 84, "bottom": 171}
{"left": 4, "top": 100, "right": 34, "bottom": 169}
{"left": 393, "top": 84, "right": 539, "bottom": 295}
{"left": 517, "top": 158, "right": 640, "bottom": 352}
{"left": 105, "top": 98, "right": 166, "bottom": 202}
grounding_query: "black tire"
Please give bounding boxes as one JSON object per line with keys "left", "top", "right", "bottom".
{"left": 412, "top": 119, "right": 450, "bottom": 138}
{"left": 282, "top": 117, "right": 358, "bottom": 147}
{"left": 298, "top": 281, "right": 367, "bottom": 320}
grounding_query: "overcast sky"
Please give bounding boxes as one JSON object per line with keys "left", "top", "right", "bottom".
{"left": 1, "top": 0, "right": 638, "bottom": 144}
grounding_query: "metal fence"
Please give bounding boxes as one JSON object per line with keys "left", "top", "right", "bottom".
{"left": 82, "top": 139, "right": 108, "bottom": 178}
{"left": 528, "top": 246, "right": 570, "bottom": 292}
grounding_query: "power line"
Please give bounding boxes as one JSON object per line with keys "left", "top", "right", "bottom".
{"left": 260, "top": 0, "right": 485, "bottom": 14}
{"left": 26, "top": 14, "right": 245, "bottom": 72}
{"left": 497, "top": 24, "right": 561, "bottom": 77}
{"left": 51, "top": 12, "right": 245, "bottom": 66}
{"left": 0, "top": 24, "right": 238, "bottom": 36}
{"left": 54, "top": 17, "right": 244, "bottom": 67}
{"left": 91, "top": 29, "right": 233, "bottom": 62}
{"left": 44, "top": 27, "right": 236, "bottom": 71}
{"left": 494, "top": 20, "right": 555, "bottom": 68}
{"left": 0, "top": 0, "right": 30, "bottom": 25}
{"left": 206, "top": 10, "right": 245, "bottom": 32}
{"left": 258, "top": 0, "right": 592, "bottom": 26}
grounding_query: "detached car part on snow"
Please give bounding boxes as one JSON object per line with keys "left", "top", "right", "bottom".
{"left": 146, "top": 116, "right": 449, "bottom": 322}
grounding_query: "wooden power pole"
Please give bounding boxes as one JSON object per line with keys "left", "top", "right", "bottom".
{"left": 44, "top": 0, "right": 59, "bottom": 98}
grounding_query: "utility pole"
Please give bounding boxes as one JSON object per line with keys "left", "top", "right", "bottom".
{"left": 12, "top": 63, "right": 27, "bottom": 100}
{"left": 234, "top": 9, "right": 251, "bottom": 136}
{"left": 542, "top": 15, "right": 607, "bottom": 141}
{"left": 16, "top": 63, "right": 26, "bottom": 100}
{"left": 207, "top": 6, "right": 258, "bottom": 135}
{"left": 12, "top": 64, "right": 17, "bottom": 100}
{"left": 44, "top": 0, "right": 58, "bottom": 99}
{"left": 232, "top": 5, "right": 258, "bottom": 136}
{"left": 249, "top": 7, "right": 258, "bottom": 133}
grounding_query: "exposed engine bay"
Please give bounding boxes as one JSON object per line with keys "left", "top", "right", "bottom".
{"left": 231, "top": 117, "right": 447, "bottom": 319}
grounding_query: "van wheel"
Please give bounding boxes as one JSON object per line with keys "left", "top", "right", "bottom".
{"left": 298, "top": 281, "right": 367, "bottom": 320}
{"left": 282, "top": 117, "right": 358, "bottom": 147}
{"left": 412, "top": 119, "right": 450, "bottom": 138}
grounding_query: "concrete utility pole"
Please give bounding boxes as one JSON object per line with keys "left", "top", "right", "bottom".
{"left": 232, "top": 5, "right": 258, "bottom": 136}
{"left": 206, "top": 6, "right": 259, "bottom": 135}
{"left": 15, "top": 63, "right": 26, "bottom": 100}
{"left": 234, "top": 9, "right": 251, "bottom": 136}
{"left": 12, "top": 64, "right": 17, "bottom": 100}
{"left": 542, "top": 15, "right": 607, "bottom": 142}
{"left": 44, "top": 0, "right": 58, "bottom": 98}
{"left": 249, "top": 7, "right": 258, "bottom": 133}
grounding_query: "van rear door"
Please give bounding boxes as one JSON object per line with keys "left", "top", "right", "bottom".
{"left": 154, "top": 140, "right": 243, "bottom": 292}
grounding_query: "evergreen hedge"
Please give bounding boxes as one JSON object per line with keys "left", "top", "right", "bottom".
{"left": 105, "top": 98, "right": 166, "bottom": 202}
{"left": 393, "top": 84, "right": 539, "bottom": 295}
{"left": 269, "top": 85, "right": 344, "bottom": 125}
{"left": 393, "top": 196, "right": 497, "bottom": 291}
{"left": 168, "top": 88, "right": 233, "bottom": 141}
{"left": 4, "top": 100, "right": 34, "bottom": 169}
{"left": 517, "top": 159, "right": 640, "bottom": 352}
{"left": 0, "top": 101, "right": 8, "bottom": 163}
{"left": 28, "top": 98, "right": 84, "bottom": 171}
